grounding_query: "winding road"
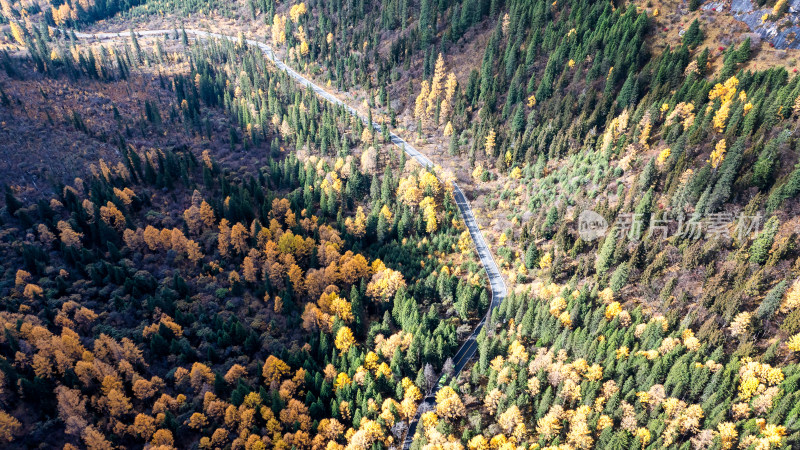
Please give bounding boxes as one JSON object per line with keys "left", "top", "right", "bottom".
{"left": 69, "top": 28, "right": 508, "bottom": 449}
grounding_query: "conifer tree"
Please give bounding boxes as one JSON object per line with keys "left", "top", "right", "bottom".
{"left": 595, "top": 228, "right": 617, "bottom": 275}
{"left": 750, "top": 216, "right": 779, "bottom": 265}
{"left": 756, "top": 280, "right": 787, "bottom": 321}
{"left": 683, "top": 20, "right": 703, "bottom": 48}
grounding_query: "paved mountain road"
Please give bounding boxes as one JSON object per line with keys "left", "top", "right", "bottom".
{"left": 70, "top": 28, "right": 507, "bottom": 449}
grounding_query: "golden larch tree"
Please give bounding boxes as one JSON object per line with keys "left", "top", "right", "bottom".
{"left": 0, "top": 410, "right": 21, "bottom": 443}
{"left": 414, "top": 81, "right": 430, "bottom": 127}
{"left": 218, "top": 219, "right": 231, "bottom": 257}
{"left": 183, "top": 205, "right": 203, "bottom": 235}
{"left": 485, "top": 128, "right": 496, "bottom": 156}
{"left": 230, "top": 222, "right": 250, "bottom": 255}
{"left": 57, "top": 221, "right": 84, "bottom": 248}
{"left": 262, "top": 356, "right": 291, "bottom": 385}
{"left": 10, "top": 22, "right": 26, "bottom": 46}
{"left": 345, "top": 206, "right": 367, "bottom": 238}
{"left": 242, "top": 256, "right": 259, "bottom": 283}
{"left": 334, "top": 326, "right": 355, "bottom": 354}
{"left": 200, "top": 200, "right": 215, "bottom": 227}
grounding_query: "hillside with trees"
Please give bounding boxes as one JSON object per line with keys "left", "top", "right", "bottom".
{"left": 0, "top": 28, "right": 490, "bottom": 448}
{"left": 2, "top": 0, "right": 800, "bottom": 448}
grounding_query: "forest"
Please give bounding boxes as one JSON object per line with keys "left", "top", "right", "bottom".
{"left": 2, "top": 0, "right": 800, "bottom": 448}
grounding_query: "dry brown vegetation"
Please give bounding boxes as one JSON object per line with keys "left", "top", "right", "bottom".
{"left": 0, "top": 36, "right": 274, "bottom": 204}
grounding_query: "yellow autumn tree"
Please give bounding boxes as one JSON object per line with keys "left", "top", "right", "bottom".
{"left": 330, "top": 296, "right": 354, "bottom": 322}
{"left": 718, "top": 422, "right": 738, "bottom": 450}
{"left": 262, "top": 355, "right": 291, "bottom": 385}
{"left": 334, "top": 372, "right": 351, "bottom": 391}
{"left": 230, "top": 222, "right": 249, "bottom": 255}
{"left": 131, "top": 414, "right": 156, "bottom": 440}
{"left": 713, "top": 101, "right": 731, "bottom": 132}
{"left": 186, "top": 239, "right": 203, "bottom": 264}
{"left": 289, "top": 2, "right": 307, "bottom": 22}
{"left": 0, "top": 410, "right": 21, "bottom": 442}
{"left": 498, "top": 405, "right": 524, "bottom": 436}
{"left": 57, "top": 221, "right": 83, "bottom": 248}
{"left": 657, "top": 148, "right": 671, "bottom": 166}
{"left": 418, "top": 172, "right": 440, "bottom": 196}
{"left": 710, "top": 139, "right": 726, "bottom": 169}
{"left": 485, "top": 128, "right": 496, "bottom": 156}
{"left": 82, "top": 426, "right": 113, "bottom": 450}
{"left": 14, "top": 269, "right": 30, "bottom": 286}
{"left": 605, "top": 302, "right": 622, "bottom": 320}
{"left": 441, "top": 73, "right": 458, "bottom": 120}
{"left": 397, "top": 175, "right": 422, "bottom": 207}
{"left": 23, "top": 284, "right": 43, "bottom": 300}
{"left": 430, "top": 54, "right": 445, "bottom": 101}
{"left": 288, "top": 264, "right": 304, "bottom": 293}
{"left": 360, "top": 126, "right": 373, "bottom": 144}
{"left": 271, "top": 15, "right": 287, "bottom": 45}
{"left": 184, "top": 205, "right": 203, "bottom": 234}
{"left": 539, "top": 252, "right": 552, "bottom": 269}
{"left": 345, "top": 206, "right": 367, "bottom": 238}
{"left": 242, "top": 256, "right": 259, "bottom": 283}
{"left": 217, "top": 219, "right": 231, "bottom": 257}
{"left": 458, "top": 231, "right": 472, "bottom": 254}
{"left": 188, "top": 412, "right": 208, "bottom": 429}
{"left": 366, "top": 267, "right": 406, "bottom": 300}
{"left": 414, "top": 81, "right": 430, "bottom": 126}
{"left": 435, "top": 386, "right": 465, "bottom": 420}
{"left": 443, "top": 121, "right": 454, "bottom": 137}
{"left": 151, "top": 429, "right": 174, "bottom": 447}
{"left": 472, "top": 165, "right": 484, "bottom": 181}
{"left": 730, "top": 312, "right": 751, "bottom": 337}
{"left": 420, "top": 196, "right": 438, "bottom": 233}
{"left": 0, "top": 0, "right": 15, "bottom": 18}
{"left": 427, "top": 54, "right": 446, "bottom": 120}
{"left": 334, "top": 326, "right": 355, "bottom": 354}
{"left": 100, "top": 202, "right": 126, "bottom": 232}
{"left": 10, "top": 22, "right": 26, "bottom": 46}
{"left": 773, "top": 0, "right": 788, "bottom": 16}
{"left": 788, "top": 333, "right": 800, "bottom": 352}
{"left": 380, "top": 205, "right": 393, "bottom": 222}
{"left": 200, "top": 200, "right": 215, "bottom": 227}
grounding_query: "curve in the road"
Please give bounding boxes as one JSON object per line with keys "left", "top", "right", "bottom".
{"left": 68, "top": 28, "right": 508, "bottom": 449}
